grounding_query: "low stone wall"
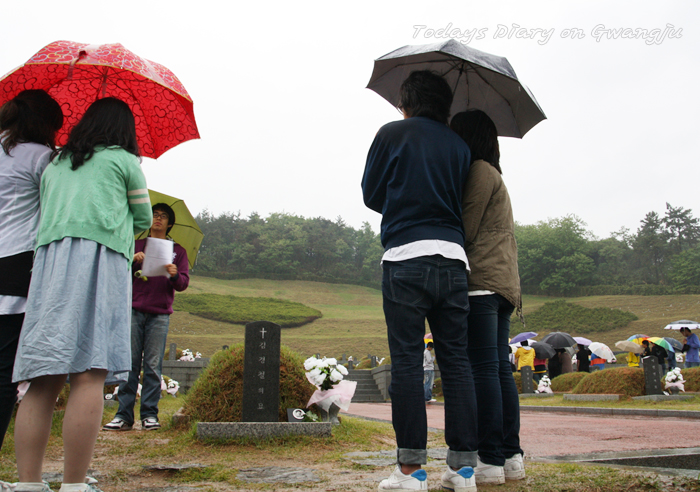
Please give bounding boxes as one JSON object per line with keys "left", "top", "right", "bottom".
{"left": 162, "top": 359, "right": 209, "bottom": 394}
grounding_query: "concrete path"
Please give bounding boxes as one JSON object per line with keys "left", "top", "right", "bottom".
{"left": 342, "top": 402, "right": 700, "bottom": 459}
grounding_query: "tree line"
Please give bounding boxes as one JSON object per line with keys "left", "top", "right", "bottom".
{"left": 193, "top": 203, "right": 700, "bottom": 296}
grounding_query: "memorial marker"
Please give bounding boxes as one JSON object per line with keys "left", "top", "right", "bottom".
{"left": 241, "top": 321, "right": 282, "bottom": 422}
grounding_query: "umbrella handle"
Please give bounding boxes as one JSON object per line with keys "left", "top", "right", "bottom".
{"left": 67, "top": 50, "right": 88, "bottom": 80}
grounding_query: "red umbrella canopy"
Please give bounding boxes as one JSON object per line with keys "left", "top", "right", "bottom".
{"left": 0, "top": 40, "right": 200, "bottom": 159}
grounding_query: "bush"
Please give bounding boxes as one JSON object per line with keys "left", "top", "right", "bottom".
{"left": 680, "top": 366, "right": 700, "bottom": 391}
{"left": 513, "top": 299, "right": 637, "bottom": 335}
{"left": 174, "top": 293, "right": 322, "bottom": 328}
{"left": 433, "top": 378, "right": 442, "bottom": 397}
{"left": 550, "top": 372, "right": 589, "bottom": 392}
{"left": 571, "top": 367, "right": 645, "bottom": 397}
{"left": 182, "top": 344, "right": 315, "bottom": 423}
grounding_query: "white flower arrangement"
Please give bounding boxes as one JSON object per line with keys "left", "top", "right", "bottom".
{"left": 304, "top": 356, "right": 348, "bottom": 391}
{"left": 536, "top": 375, "right": 553, "bottom": 394}
{"left": 179, "top": 348, "right": 202, "bottom": 362}
{"left": 664, "top": 367, "right": 685, "bottom": 392}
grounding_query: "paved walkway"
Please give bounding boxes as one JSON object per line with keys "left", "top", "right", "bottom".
{"left": 342, "top": 402, "right": 700, "bottom": 459}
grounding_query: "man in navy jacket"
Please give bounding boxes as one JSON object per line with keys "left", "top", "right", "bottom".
{"left": 362, "top": 70, "right": 478, "bottom": 491}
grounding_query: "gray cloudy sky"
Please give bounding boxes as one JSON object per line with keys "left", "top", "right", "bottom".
{"left": 2, "top": 1, "right": 698, "bottom": 239}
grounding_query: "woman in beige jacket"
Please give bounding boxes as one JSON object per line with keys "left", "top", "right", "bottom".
{"left": 451, "top": 110, "right": 525, "bottom": 485}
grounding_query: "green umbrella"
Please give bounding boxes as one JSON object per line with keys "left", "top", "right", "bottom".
{"left": 135, "top": 190, "right": 203, "bottom": 268}
{"left": 647, "top": 337, "right": 673, "bottom": 353}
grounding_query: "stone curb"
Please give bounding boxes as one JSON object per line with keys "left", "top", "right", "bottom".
{"left": 520, "top": 405, "right": 700, "bottom": 419}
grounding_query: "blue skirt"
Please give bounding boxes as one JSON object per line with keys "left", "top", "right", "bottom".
{"left": 13, "top": 237, "right": 132, "bottom": 384}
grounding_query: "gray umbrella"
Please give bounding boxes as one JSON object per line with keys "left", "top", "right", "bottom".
{"left": 531, "top": 341, "right": 556, "bottom": 359}
{"left": 541, "top": 332, "right": 578, "bottom": 349}
{"left": 366, "top": 39, "right": 546, "bottom": 138}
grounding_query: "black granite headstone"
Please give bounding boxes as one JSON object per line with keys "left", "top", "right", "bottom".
{"left": 169, "top": 343, "right": 177, "bottom": 361}
{"left": 642, "top": 357, "right": 663, "bottom": 395}
{"left": 371, "top": 356, "right": 377, "bottom": 368}
{"left": 241, "top": 321, "right": 282, "bottom": 422}
{"left": 521, "top": 366, "right": 534, "bottom": 394}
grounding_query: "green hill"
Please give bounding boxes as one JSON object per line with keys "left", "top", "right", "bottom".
{"left": 167, "top": 275, "right": 700, "bottom": 360}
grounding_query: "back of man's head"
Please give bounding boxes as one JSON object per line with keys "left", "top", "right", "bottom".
{"left": 399, "top": 70, "right": 453, "bottom": 124}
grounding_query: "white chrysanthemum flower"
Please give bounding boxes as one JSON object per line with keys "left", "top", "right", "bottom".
{"left": 326, "top": 358, "right": 337, "bottom": 366}
{"left": 304, "top": 357, "right": 318, "bottom": 371}
{"left": 316, "top": 359, "right": 329, "bottom": 369}
{"left": 308, "top": 368, "right": 322, "bottom": 379}
{"left": 315, "top": 373, "right": 327, "bottom": 386}
{"left": 337, "top": 364, "right": 348, "bottom": 376}
{"left": 330, "top": 368, "right": 343, "bottom": 382}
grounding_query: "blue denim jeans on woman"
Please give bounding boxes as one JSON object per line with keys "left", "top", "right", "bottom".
{"left": 383, "top": 255, "right": 478, "bottom": 469}
{"left": 467, "top": 294, "right": 524, "bottom": 466}
{"left": 115, "top": 309, "right": 170, "bottom": 424}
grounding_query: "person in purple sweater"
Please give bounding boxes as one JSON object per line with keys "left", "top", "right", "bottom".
{"left": 103, "top": 203, "right": 189, "bottom": 431}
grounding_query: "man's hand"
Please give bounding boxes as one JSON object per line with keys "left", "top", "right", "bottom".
{"left": 133, "top": 252, "right": 145, "bottom": 263}
{"left": 165, "top": 264, "right": 178, "bottom": 277}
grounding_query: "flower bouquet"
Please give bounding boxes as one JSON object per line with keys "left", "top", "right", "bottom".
{"left": 664, "top": 367, "right": 685, "bottom": 394}
{"left": 304, "top": 356, "right": 357, "bottom": 421}
{"left": 536, "top": 375, "right": 553, "bottom": 394}
{"left": 179, "top": 348, "right": 202, "bottom": 362}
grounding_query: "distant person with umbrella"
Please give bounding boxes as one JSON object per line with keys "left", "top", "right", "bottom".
{"left": 104, "top": 202, "right": 190, "bottom": 432}
{"left": 12, "top": 98, "right": 152, "bottom": 492}
{"left": 0, "top": 90, "right": 63, "bottom": 455}
{"left": 681, "top": 327, "right": 700, "bottom": 368}
{"left": 514, "top": 340, "right": 535, "bottom": 372}
{"left": 577, "top": 344, "right": 592, "bottom": 372}
{"left": 362, "top": 70, "right": 478, "bottom": 491}
{"left": 452, "top": 109, "right": 525, "bottom": 484}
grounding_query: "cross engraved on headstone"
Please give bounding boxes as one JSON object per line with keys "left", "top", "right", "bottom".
{"left": 242, "top": 321, "right": 281, "bottom": 422}
{"left": 521, "top": 366, "right": 535, "bottom": 394}
{"left": 642, "top": 356, "right": 663, "bottom": 395}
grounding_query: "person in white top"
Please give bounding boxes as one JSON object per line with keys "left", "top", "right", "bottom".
{"left": 0, "top": 90, "right": 63, "bottom": 457}
{"left": 423, "top": 342, "right": 436, "bottom": 402}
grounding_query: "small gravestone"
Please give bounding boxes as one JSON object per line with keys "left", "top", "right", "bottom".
{"left": 348, "top": 359, "right": 354, "bottom": 370}
{"left": 241, "top": 321, "right": 282, "bottom": 422}
{"left": 642, "top": 357, "right": 663, "bottom": 395}
{"left": 169, "top": 343, "right": 177, "bottom": 361}
{"left": 521, "top": 366, "right": 534, "bottom": 394}
{"left": 222, "top": 345, "right": 229, "bottom": 351}
{"left": 371, "top": 356, "right": 377, "bottom": 368}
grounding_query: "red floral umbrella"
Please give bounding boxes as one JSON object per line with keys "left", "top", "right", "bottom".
{"left": 0, "top": 40, "right": 199, "bottom": 159}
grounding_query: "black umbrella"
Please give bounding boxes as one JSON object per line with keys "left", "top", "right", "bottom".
{"left": 531, "top": 341, "right": 556, "bottom": 359}
{"left": 366, "top": 39, "right": 546, "bottom": 138}
{"left": 664, "top": 337, "right": 683, "bottom": 352}
{"left": 541, "top": 332, "right": 577, "bottom": 349}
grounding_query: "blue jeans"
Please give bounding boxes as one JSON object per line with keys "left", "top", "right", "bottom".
{"left": 383, "top": 256, "right": 478, "bottom": 469}
{"left": 116, "top": 309, "right": 170, "bottom": 423}
{"left": 467, "top": 294, "right": 523, "bottom": 466}
{"left": 423, "top": 370, "right": 434, "bottom": 401}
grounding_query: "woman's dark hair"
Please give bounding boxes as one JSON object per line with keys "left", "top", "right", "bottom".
{"left": 450, "top": 110, "right": 501, "bottom": 173}
{"left": 398, "top": 70, "right": 453, "bottom": 124}
{"left": 0, "top": 90, "right": 63, "bottom": 155}
{"left": 55, "top": 97, "right": 139, "bottom": 170}
{"left": 152, "top": 202, "right": 176, "bottom": 235}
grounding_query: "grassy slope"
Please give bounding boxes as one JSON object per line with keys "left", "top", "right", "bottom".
{"left": 169, "top": 276, "right": 700, "bottom": 359}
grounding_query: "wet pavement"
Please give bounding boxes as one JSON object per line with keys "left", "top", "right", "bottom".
{"left": 342, "top": 402, "right": 700, "bottom": 464}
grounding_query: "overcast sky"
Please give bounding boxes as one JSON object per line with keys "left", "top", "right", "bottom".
{"left": 2, "top": 1, "right": 698, "bottom": 239}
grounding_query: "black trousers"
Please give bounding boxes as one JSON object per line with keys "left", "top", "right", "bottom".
{"left": 0, "top": 313, "right": 23, "bottom": 449}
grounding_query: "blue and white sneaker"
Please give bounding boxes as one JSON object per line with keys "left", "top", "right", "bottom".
{"left": 378, "top": 465, "right": 428, "bottom": 490}
{"left": 441, "top": 465, "right": 476, "bottom": 492}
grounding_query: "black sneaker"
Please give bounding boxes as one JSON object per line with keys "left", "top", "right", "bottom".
{"left": 142, "top": 417, "right": 161, "bottom": 430}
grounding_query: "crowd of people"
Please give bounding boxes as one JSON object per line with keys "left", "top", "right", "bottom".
{"left": 0, "top": 91, "right": 189, "bottom": 492}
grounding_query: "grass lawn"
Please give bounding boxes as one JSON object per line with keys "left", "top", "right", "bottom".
{"left": 169, "top": 276, "right": 700, "bottom": 361}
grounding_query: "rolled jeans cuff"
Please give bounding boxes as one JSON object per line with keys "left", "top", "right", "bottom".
{"left": 447, "top": 449, "right": 478, "bottom": 469}
{"left": 397, "top": 448, "right": 427, "bottom": 466}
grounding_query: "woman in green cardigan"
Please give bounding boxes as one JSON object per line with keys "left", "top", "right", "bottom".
{"left": 13, "top": 98, "right": 152, "bottom": 492}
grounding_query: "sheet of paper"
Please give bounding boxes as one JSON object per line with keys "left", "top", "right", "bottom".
{"left": 141, "top": 237, "right": 174, "bottom": 278}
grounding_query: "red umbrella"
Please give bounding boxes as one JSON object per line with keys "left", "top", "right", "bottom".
{"left": 0, "top": 40, "right": 199, "bottom": 159}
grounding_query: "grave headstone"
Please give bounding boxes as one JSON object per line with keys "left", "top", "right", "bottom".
{"left": 371, "top": 356, "right": 377, "bottom": 368}
{"left": 521, "top": 366, "right": 534, "bottom": 394}
{"left": 642, "top": 357, "right": 663, "bottom": 395}
{"left": 222, "top": 345, "right": 229, "bottom": 351}
{"left": 348, "top": 360, "right": 354, "bottom": 370}
{"left": 241, "top": 321, "right": 282, "bottom": 422}
{"left": 169, "top": 343, "right": 177, "bottom": 361}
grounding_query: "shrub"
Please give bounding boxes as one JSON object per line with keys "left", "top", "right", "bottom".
{"left": 550, "top": 372, "right": 589, "bottom": 392}
{"left": 680, "top": 366, "right": 700, "bottom": 392}
{"left": 174, "top": 293, "right": 322, "bottom": 328}
{"left": 182, "top": 344, "right": 315, "bottom": 423}
{"left": 433, "top": 378, "right": 442, "bottom": 397}
{"left": 512, "top": 299, "right": 637, "bottom": 335}
{"left": 571, "top": 367, "right": 645, "bottom": 397}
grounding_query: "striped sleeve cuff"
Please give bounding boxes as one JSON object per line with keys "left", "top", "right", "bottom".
{"left": 128, "top": 188, "right": 150, "bottom": 205}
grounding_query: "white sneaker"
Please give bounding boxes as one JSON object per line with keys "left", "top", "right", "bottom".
{"left": 440, "top": 465, "right": 476, "bottom": 492}
{"left": 474, "top": 457, "right": 505, "bottom": 484}
{"left": 378, "top": 465, "right": 428, "bottom": 490}
{"left": 504, "top": 453, "right": 526, "bottom": 480}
